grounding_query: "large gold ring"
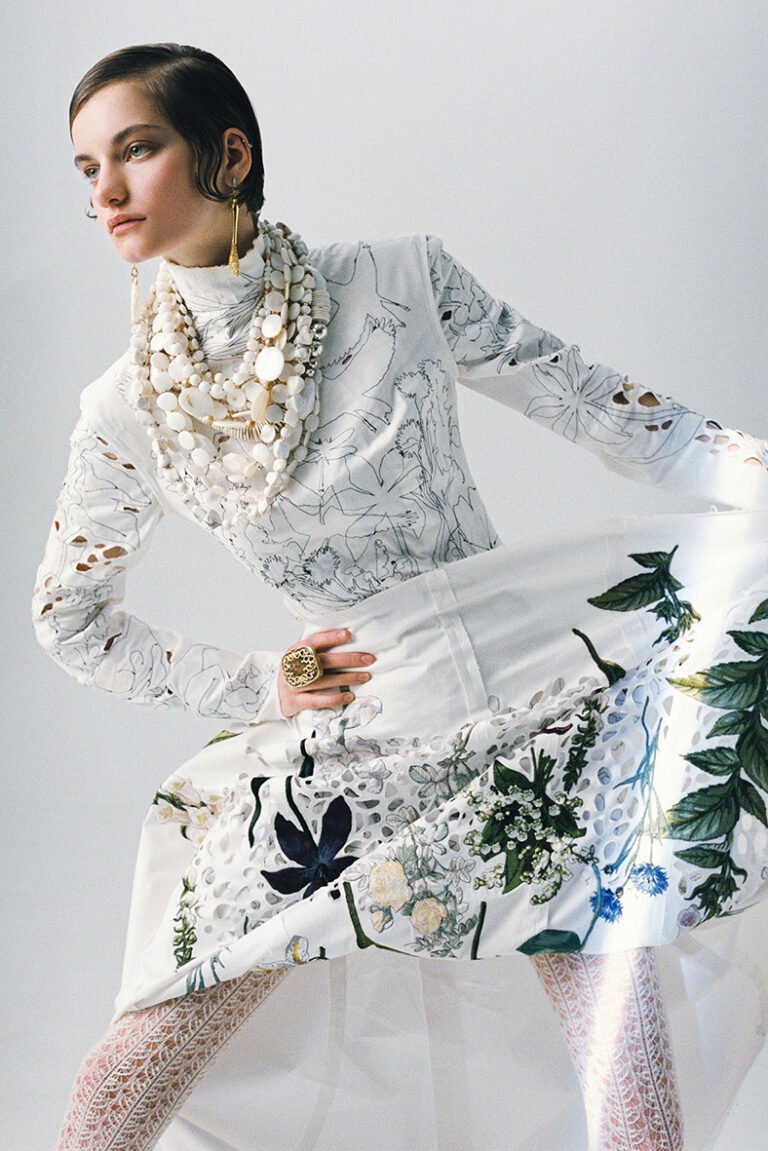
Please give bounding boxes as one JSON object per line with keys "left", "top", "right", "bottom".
{"left": 281, "top": 645, "right": 323, "bottom": 689}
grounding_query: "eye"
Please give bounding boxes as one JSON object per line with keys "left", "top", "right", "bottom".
{"left": 127, "top": 142, "right": 152, "bottom": 160}
{"left": 82, "top": 166, "right": 99, "bottom": 183}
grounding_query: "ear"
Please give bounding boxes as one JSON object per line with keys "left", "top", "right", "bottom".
{"left": 219, "top": 128, "right": 253, "bottom": 191}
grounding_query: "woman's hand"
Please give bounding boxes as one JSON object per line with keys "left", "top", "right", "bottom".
{"left": 278, "top": 628, "right": 376, "bottom": 718}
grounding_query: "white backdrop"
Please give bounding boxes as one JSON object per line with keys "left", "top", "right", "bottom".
{"left": 3, "top": 2, "right": 766, "bottom": 1147}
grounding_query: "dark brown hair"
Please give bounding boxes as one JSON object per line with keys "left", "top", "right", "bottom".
{"left": 69, "top": 43, "right": 265, "bottom": 215}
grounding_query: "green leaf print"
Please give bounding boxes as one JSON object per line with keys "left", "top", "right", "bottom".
{"left": 563, "top": 694, "right": 606, "bottom": 793}
{"left": 666, "top": 781, "right": 740, "bottom": 841}
{"left": 587, "top": 569, "right": 668, "bottom": 613}
{"left": 668, "top": 605, "right": 768, "bottom": 920}
{"left": 737, "top": 778, "right": 768, "bottom": 826}
{"left": 173, "top": 875, "right": 197, "bottom": 968}
{"left": 205, "top": 729, "right": 241, "bottom": 747}
{"left": 629, "top": 550, "right": 683, "bottom": 571}
{"left": 674, "top": 845, "right": 730, "bottom": 869}
{"left": 585, "top": 546, "right": 699, "bottom": 649}
{"left": 708, "top": 710, "right": 751, "bottom": 738}
{"left": 737, "top": 717, "right": 768, "bottom": 791}
{"left": 517, "top": 929, "right": 583, "bottom": 955}
{"left": 749, "top": 599, "right": 768, "bottom": 624}
{"left": 503, "top": 850, "right": 526, "bottom": 894}
{"left": 671, "top": 660, "right": 766, "bottom": 710}
{"left": 683, "top": 747, "right": 740, "bottom": 776}
{"left": 728, "top": 629, "right": 768, "bottom": 656}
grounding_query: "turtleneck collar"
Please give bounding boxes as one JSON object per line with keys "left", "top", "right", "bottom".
{"left": 161, "top": 234, "right": 266, "bottom": 362}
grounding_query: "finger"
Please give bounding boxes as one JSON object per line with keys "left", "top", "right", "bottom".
{"left": 299, "top": 689, "right": 357, "bottom": 710}
{"left": 295, "top": 628, "right": 351, "bottom": 653}
{"left": 304, "top": 671, "right": 370, "bottom": 692}
{"left": 319, "top": 651, "right": 376, "bottom": 670}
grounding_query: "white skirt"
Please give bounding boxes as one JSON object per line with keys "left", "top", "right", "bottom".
{"left": 115, "top": 508, "right": 768, "bottom": 1149}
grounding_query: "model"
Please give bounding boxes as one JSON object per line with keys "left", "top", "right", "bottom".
{"left": 34, "top": 42, "right": 768, "bottom": 1151}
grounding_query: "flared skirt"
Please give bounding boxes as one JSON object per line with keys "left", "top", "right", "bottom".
{"left": 117, "top": 508, "right": 768, "bottom": 1016}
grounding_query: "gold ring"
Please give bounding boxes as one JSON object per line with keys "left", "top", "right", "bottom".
{"left": 281, "top": 645, "right": 323, "bottom": 689}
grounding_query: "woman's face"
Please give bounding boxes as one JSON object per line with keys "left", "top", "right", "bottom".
{"left": 71, "top": 80, "right": 232, "bottom": 267}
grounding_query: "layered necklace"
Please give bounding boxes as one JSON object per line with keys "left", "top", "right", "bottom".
{"left": 126, "top": 219, "right": 330, "bottom": 526}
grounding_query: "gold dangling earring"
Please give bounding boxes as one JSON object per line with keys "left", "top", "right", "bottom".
{"left": 228, "top": 182, "right": 241, "bottom": 277}
{"left": 130, "top": 264, "right": 141, "bottom": 323}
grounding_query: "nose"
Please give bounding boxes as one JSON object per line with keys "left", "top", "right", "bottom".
{"left": 91, "top": 160, "right": 128, "bottom": 211}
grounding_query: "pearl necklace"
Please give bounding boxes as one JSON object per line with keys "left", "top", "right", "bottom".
{"left": 127, "top": 220, "right": 330, "bottom": 526}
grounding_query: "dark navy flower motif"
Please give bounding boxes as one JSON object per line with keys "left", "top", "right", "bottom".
{"left": 261, "top": 794, "right": 357, "bottom": 899}
{"left": 590, "top": 887, "right": 623, "bottom": 923}
{"left": 629, "top": 863, "right": 669, "bottom": 896}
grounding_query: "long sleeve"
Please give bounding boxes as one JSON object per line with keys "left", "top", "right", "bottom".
{"left": 32, "top": 403, "right": 280, "bottom": 722}
{"left": 427, "top": 236, "right": 768, "bottom": 510}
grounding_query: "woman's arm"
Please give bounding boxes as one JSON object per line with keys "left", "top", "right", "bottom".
{"left": 32, "top": 411, "right": 281, "bottom": 722}
{"left": 426, "top": 236, "right": 768, "bottom": 510}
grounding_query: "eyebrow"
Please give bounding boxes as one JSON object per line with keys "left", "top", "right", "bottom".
{"left": 73, "top": 123, "right": 165, "bottom": 167}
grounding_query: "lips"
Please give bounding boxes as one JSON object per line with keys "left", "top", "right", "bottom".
{"left": 109, "top": 215, "right": 145, "bottom": 234}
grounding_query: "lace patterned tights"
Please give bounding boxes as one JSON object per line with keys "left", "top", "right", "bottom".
{"left": 532, "top": 948, "right": 683, "bottom": 1151}
{"left": 57, "top": 951, "right": 681, "bottom": 1151}
{"left": 55, "top": 967, "right": 287, "bottom": 1151}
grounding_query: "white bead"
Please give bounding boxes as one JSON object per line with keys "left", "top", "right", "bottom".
{"left": 260, "top": 424, "right": 277, "bottom": 444}
{"left": 169, "top": 355, "right": 193, "bottom": 382}
{"left": 265, "top": 289, "right": 284, "bottom": 311}
{"left": 261, "top": 313, "right": 283, "bottom": 340}
{"left": 284, "top": 407, "right": 300, "bottom": 427}
{"left": 166, "top": 410, "right": 192, "bottom": 432}
{"left": 255, "top": 346, "right": 284, "bottom": 383}
{"left": 178, "top": 388, "right": 214, "bottom": 419}
{"left": 249, "top": 387, "right": 270, "bottom": 422}
{"left": 270, "top": 383, "right": 288, "bottom": 403}
{"left": 152, "top": 371, "right": 175, "bottom": 393}
{"left": 250, "top": 443, "right": 271, "bottom": 467}
{"left": 157, "top": 392, "right": 178, "bottom": 411}
{"left": 267, "top": 403, "right": 283, "bottom": 423}
{"left": 288, "top": 302, "right": 301, "bottom": 320}
{"left": 178, "top": 430, "right": 196, "bottom": 450}
{"left": 274, "top": 439, "right": 290, "bottom": 459}
{"left": 291, "top": 264, "right": 304, "bottom": 283}
{"left": 222, "top": 452, "right": 248, "bottom": 475}
{"left": 150, "top": 351, "right": 170, "bottom": 372}
{"left": 191, "top": 447, "right": 213, "bottom": 466}
{"left": 289, "top": 285, "right": 305, "bottom": 302}
{"left": 294, "top": 378, "right": 315, "bottom": 418}
{"left": 165, "top": 332, "right": 189, "bottom": 355}
{"left": 305, "top": 413, "right": 319, "bottom": 432}
{"left": 210, "top": 383, "right": 226, "bottom": 400}
{"left": 273, "top": 457, "right": 287, "bottom": 472}
{"left": 294, "top": 444, "right": 308, "bottom": 462}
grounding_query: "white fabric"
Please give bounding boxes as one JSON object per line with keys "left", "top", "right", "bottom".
{"left": 154, "top": 910, "right": 767, "bottom": 1150}
{"left": 33, "top": 232, "right": 768, "bottom": 1149}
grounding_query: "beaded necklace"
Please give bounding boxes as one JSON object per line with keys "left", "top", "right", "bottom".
{"left": 127, "top": 220, "right": 330, "bottom": 526}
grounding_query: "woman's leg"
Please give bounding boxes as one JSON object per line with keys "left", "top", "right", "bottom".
{"left": 532, "top": 948, "right": 683, "bottom": 1151}
{"left": 56, "top": 967, "right": 287, "bottom": 1151}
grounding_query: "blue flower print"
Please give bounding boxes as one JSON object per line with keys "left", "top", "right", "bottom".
{"left": 261, "top": 794, "right": 358, "bottom": 899}
{"left": 590, "top": 887, "right": 623, "bottom": 923}
{"left": 629, "top": 864, "right": 669, "bottom": 896}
